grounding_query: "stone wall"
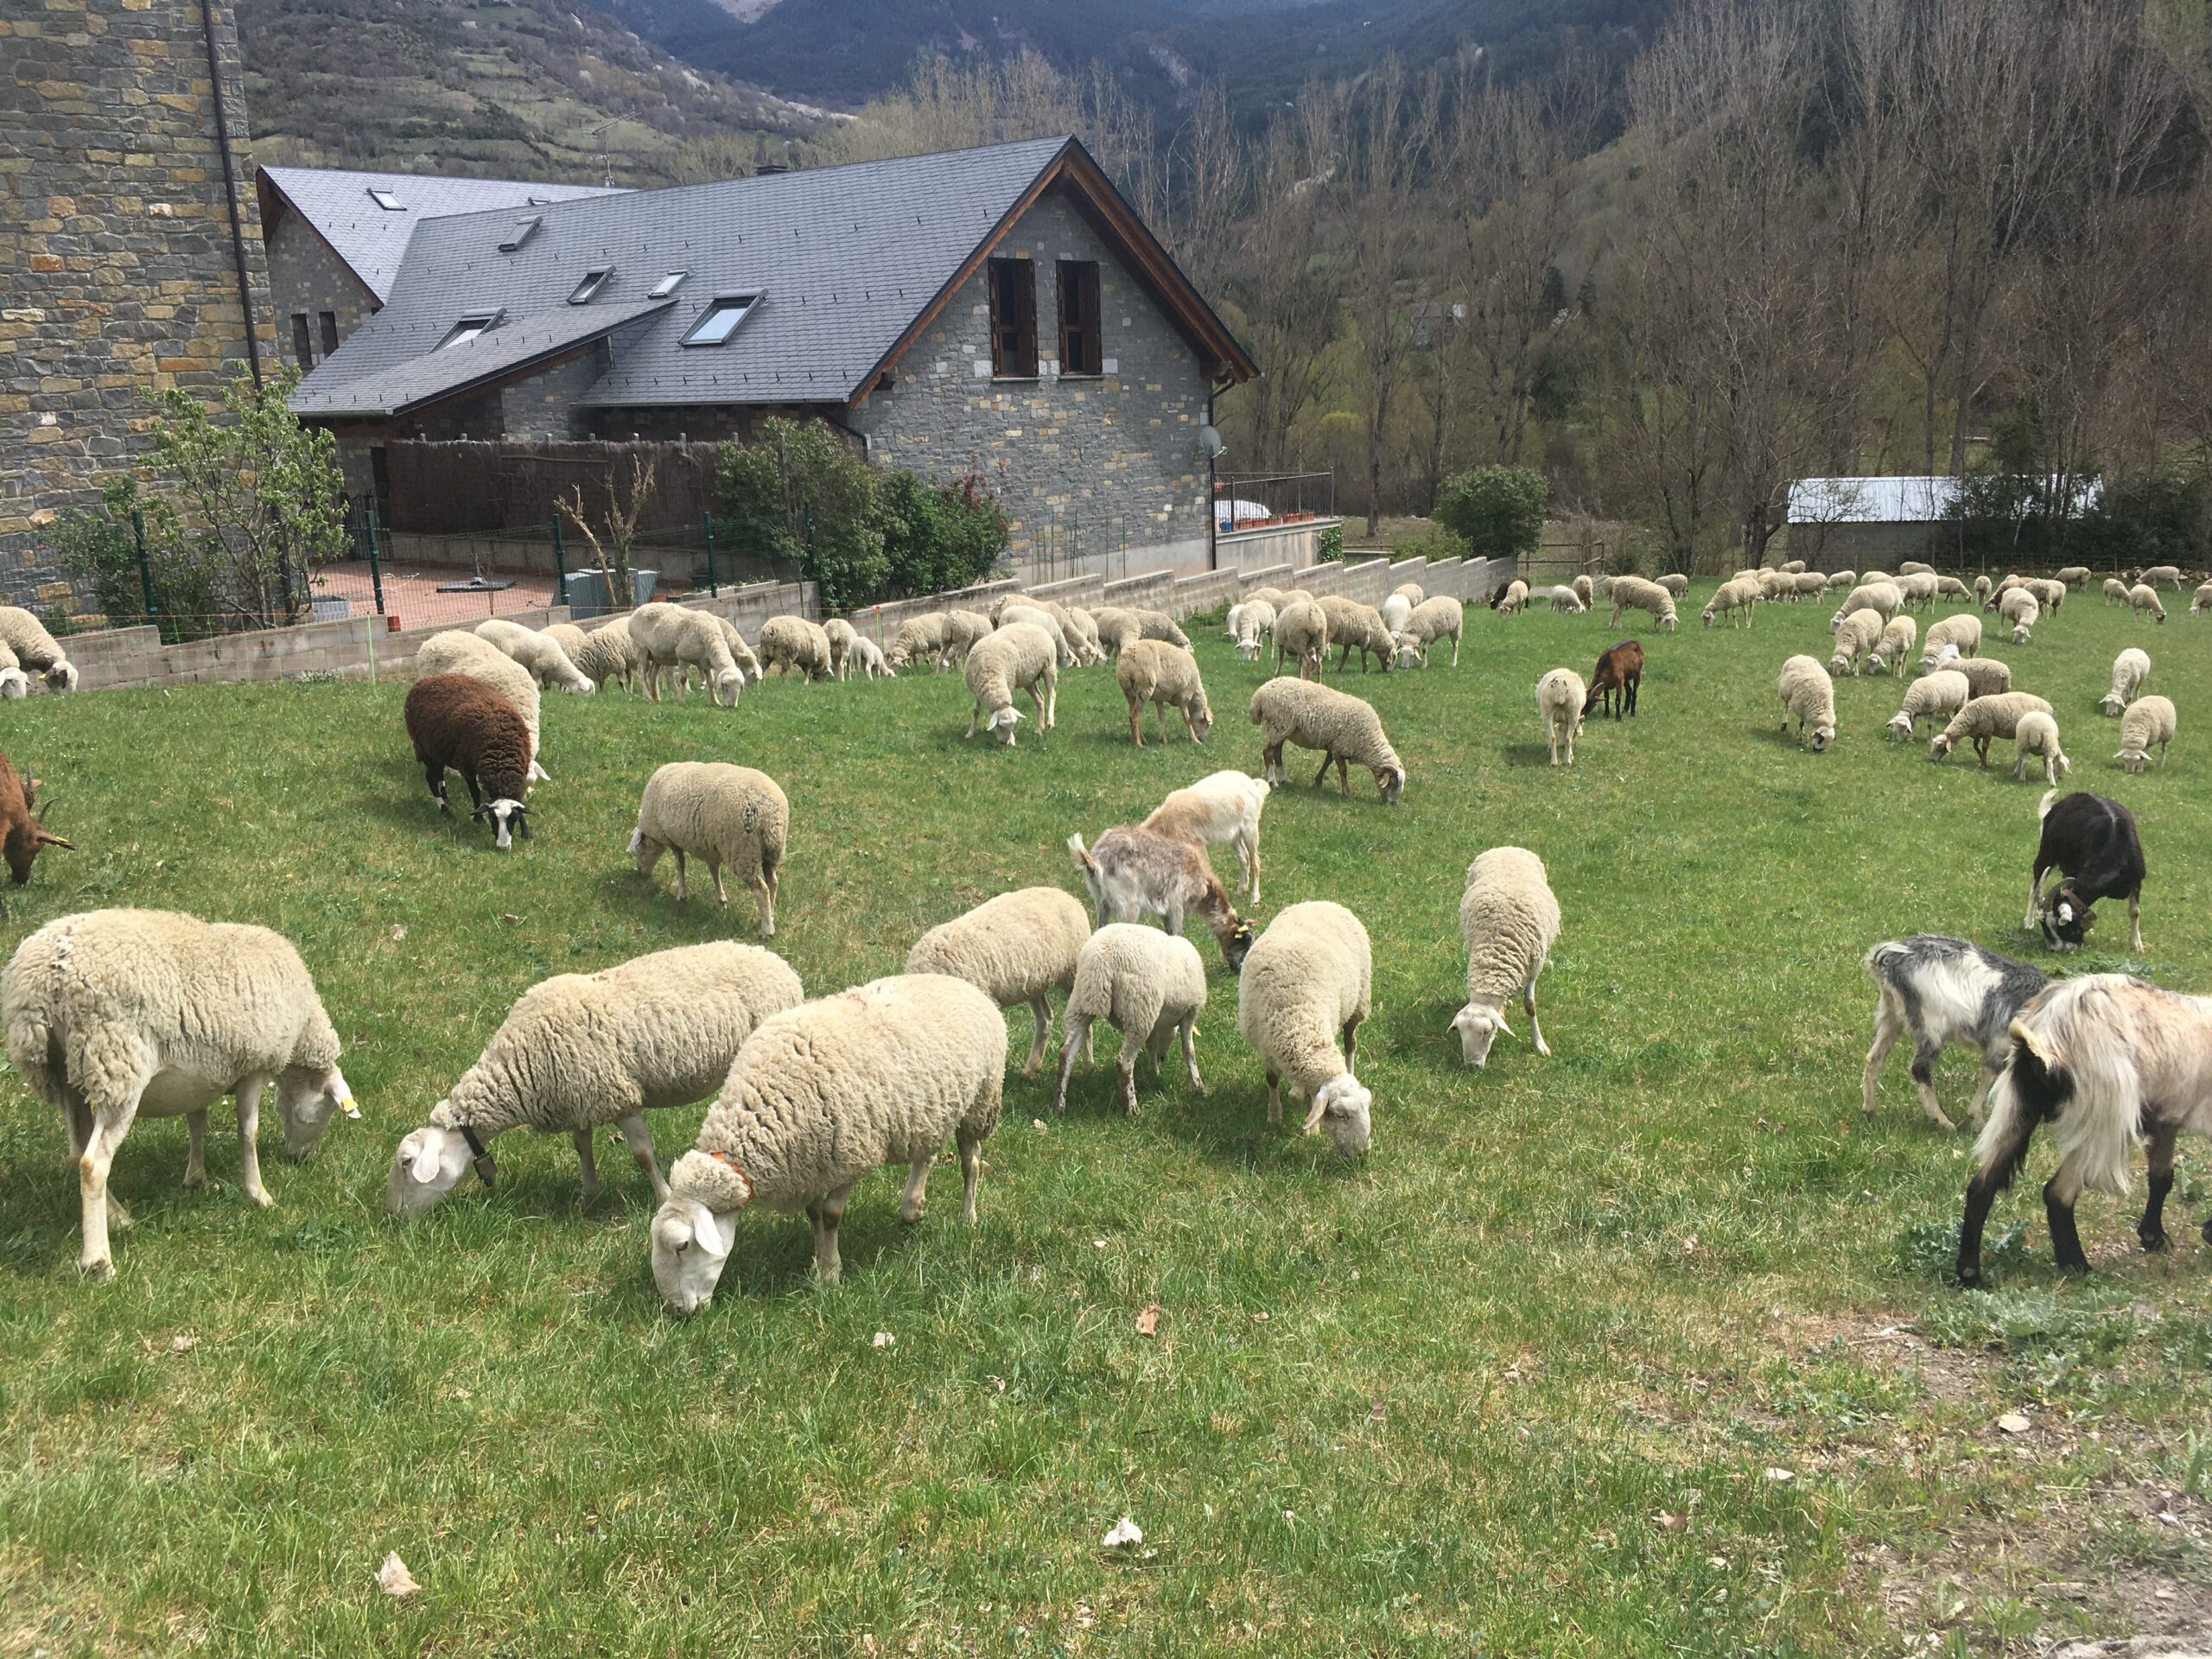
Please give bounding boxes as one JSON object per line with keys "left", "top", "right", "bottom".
{"left": 0, "top": 0, "right": 275, "bottom": 607}
{"left": 263, "top": 207, "right": 374, "bottom": 372}
{"left": 849, "top": 186, "right": 1214, "bottom": 579}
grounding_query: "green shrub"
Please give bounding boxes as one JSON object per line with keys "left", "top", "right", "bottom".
{"left": 1391, "top": 528, "right": 1465, "bottom": 563}
{"left": 49, "top": 474, "right": 229, "bottom": 642}
{"left": 2075, "top": 467, "right": 2209, "bottom": 571}
{"left": 878, "top": 467, "right": 1008, "bottom": 599}
{"left": 1317, "top": 524, "right": 1344, "bottom": 563}
{"left": 1435, "top": 467, "right": 1548, "bottom": 564}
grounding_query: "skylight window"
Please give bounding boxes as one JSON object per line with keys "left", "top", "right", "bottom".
{"left": 682, "top": 295, "right": 759, "bottom": 347}
{"left": 569, "top": 268, "right": 612, "bottom": 305}
{"left": 439, "top": 313, "right": 499, "bottom": 350}
{"left": 649, "top": 271, "right": 689, "bottom": 299}
{"left": 499, "top": 216, "right": 541, "bottom": 252}
{"left": 367, "top": 188, "right": 404, "bottom": 211}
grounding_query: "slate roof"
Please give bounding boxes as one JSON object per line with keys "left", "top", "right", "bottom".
{"left": 289, "top": 137, "right": 1255, "bottom": 421}
{"left": 259, "top": 167, "right": 623, "bottom": 303}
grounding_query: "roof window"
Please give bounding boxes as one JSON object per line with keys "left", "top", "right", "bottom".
{"left": 682, "top": 294, "right": 760, "bottom": 347}
{"left": 367, "top": 188, "right": 405, "bottom": 211}
{"left": 649, "top": 271, "right": 689, "bottom": 298}
{"left": 438, "top": 312, "right": 499, "bottom": 350}
{"left": 499, "top": 216, "right": 541, "bottom": 252}
{"left": 569, "top": 268, "right": 612, "bottom": 305}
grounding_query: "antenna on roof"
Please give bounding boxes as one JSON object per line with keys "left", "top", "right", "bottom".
{"left": 591, "top": 121, "right": 613, "bottom": 189}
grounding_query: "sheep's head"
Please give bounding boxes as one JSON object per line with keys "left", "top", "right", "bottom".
{"left": 1376, "top": 765, "right": 1408, "bottom": 805}
{"left": 385, "top": 1122, "right": 475, "bottom": 1214}
{"left": 0, "top": 668, "right": 28, "bottom": 699}
{"left": 1451, "top": 1003, "right": 1511, "bottom": 1068}
{"left": 988, "top": 705, "right": 1024, "bottom": 744}
{"left": 628, "top": 824, "right": 665, "bottom": 876}
{"left": 276, "top": 1063, "right": 358, "bottom": 1161}
{"left": 474, "top": 798, "right": 531, "bottom": 850}
{"left": 42, "top": 663, "right": 77, "bottom": 693}
{"left": 715, "top": 668, "right": 745, "bottom": 707}
{"left": 651, "top": 1174, "right": 742, "bottom": 1317}
{"left": 1303, "top": 1074, "right": 1372, "bottom": 1157}
{"left": 1928, "top": 734, "right": 1954, "bottom": 762}
{"left": 1808, "top": 722, "right": 1834, "bottom": 753}
{"left": 1188, "top": 696, "right": 1213, "bottom": 742}
{"left": 2041, "top": 886, "right": 2094, "bottom": 950}
{"left": 1885, "top": 712, "right": 1915, "bottom": 742}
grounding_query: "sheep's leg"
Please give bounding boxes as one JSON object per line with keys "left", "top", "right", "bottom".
{"left": 1342, "top": 1015, "right": 1361, "bottom": 1071}
{"left": 234, "top": 1076, "right": 275, "bottom": 1208}
{"left": 899, "top": 1158, "right": 931, "bottom": 1224}
{"left": 1161, "top": 704, "right": 1175, "bottom": 745}
{"left": 615, "top": 1113, "right": 667, "bottom": 1201}
{"left": 966, "top": 700, "right": 980, "bottom": 739}
{"left": 1181, "top": 1016, "right": 1205, "bottom": 1095}
{"left": 1238, "top": 830, "right": 1259, "bottom": 903}
{"left": 1523, "top": 981, "right": 1549, "bottom": 1058}
{"left": 1020, "top": 995, "right": 1052, "bottom": 1078}
{"left": 956, "top": 1128, "right": 983, "bottom": 1225}
{"left": 645, "top": 662, "right": 662, "bottom": 702}
{"left": 77, "top": 1087, "right": 144, "bottom": 1278}
{"left": 1265, "top": 1069, "right": 1283, "bottom": 1124}
{"left": 423, "top": 761, "right": 450, "bottom": 813}
{"left": 2044, "top": 1154, "right": 2092, "bottom": 1275}
{"left": 755, "top": 867, "right": 777, "bottom": 938}
{"left": 1861, "top": 995, "right": 1906, "bottom": 1119}
{"left": 1450, "top": 633, "right": 1459, "bottom": 666}
{"left": 1128, "top": 700, "right": 1144, "bottom": 747}
{"left": 709, "top": 861, "right": 728, "bottom": 908}
{"left": 671, "top": 849, "right": 689, "bottom": 903}
{"left": 1548, "top": 725, "right": 1559, "bottom": 766}
{"left": 1115, "top": 1029, "right": 1141, "bottom": 1116}
{"left": 805, "top": 1185, "right": 850, "bottom": 1283}
{"left": 2128, "top": 892, "right": 2144, "bottom": 954}
{"left": 573, "top": 1128, "right": 601, "bottom": 1199}
{"left": 2139, "top": 1122, "right": 2177, "bottom": 1253}
{"left": 1052, "top": 1014, "right": 1089, "bottom": 1117}
{"left": 182, "top": 1109, "right": 208, "bottom": 1189}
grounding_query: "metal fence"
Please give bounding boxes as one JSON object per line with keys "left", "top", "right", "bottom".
{"left": 1215, "top": 471, "right": 1338, "bottom": 526}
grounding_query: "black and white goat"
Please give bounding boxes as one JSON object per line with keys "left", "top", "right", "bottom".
{"left": 1958, "top": 974, "right": 2212, "bottom": 1286}
{"left": 1861, "top": 936, "right": 2050, "bottom": 1132}
{"left": 2028, "top": 791, "right": 2145, "bottom": 953}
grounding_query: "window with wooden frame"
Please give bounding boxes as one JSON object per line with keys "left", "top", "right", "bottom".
{"left": 318, "top": 312, "right": 340, "bottom": 356}
{"left": 1057, "top": 260, "right": 1101, "bottom": 376}
{"left": 290, "top": 313, "right": 314, "bottom": 369}
{"left": 988, "top": 257, "right": 1038, "bottom": 378}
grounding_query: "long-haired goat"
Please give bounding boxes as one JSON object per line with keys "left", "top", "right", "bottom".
{"left": 1068, "top": 826, "right": 1255, "bottom": 972}
{"left": 1957, "top": 974, "right": 2212, "bottom": 1285}
{"left": 1861, "top": 936, "right": 2049, "bottom": 1133}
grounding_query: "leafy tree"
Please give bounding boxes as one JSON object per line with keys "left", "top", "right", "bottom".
{"left": 49, "top": 475, "right": 226, "bottom": 641}
{"left": 715, "top": 417, "right": 886, "bottom": 611}
{"left": 2075, "top": 468, "right": 2209, "bottom": 571}
{"left": 878, "top": 468, "right": 1008, "bottom": 598}
{"left": 1435, "top": 466, "right": 1550, "bottom": 563}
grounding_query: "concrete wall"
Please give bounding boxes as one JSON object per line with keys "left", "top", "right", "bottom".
{"left": 1217, "top": 518, "right": 1340, "bottom": 572}
{"left": 0, "top": 0, "right": 276, "bottom": 607}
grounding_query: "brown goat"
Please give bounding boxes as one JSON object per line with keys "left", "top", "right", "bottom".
{"left": 0, "top": 749, "right": 72, "bottom": 886}
{"left": 1584, "top": 639, "right": 1643, "bottom": 720}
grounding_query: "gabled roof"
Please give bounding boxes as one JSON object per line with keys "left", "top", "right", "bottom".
{"left": 290, "top": 137, "right": 1255, "bottom": 423}
{"left": 257, "top": 166, "right": 624, "bottom": 303}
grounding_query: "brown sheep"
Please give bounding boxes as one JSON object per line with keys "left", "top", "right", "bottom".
{"left": 404, "top": 674, "right": 535, "bottom": 849}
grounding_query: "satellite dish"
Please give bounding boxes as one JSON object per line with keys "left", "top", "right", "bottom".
{"left": 1198, "top": 424, "right": 1226, "bottom": 461}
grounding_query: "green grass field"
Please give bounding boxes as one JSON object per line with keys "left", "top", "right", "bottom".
{"left": 3, "top": 586, "right": 2209, "bottom": 1656}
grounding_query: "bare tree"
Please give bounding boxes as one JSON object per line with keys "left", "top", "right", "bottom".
{"left": 557, "top": 455, "right": 658, "bottom": 610}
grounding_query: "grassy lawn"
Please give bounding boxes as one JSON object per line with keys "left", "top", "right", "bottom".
{"left": 3, "top": 586, "right": 2209, "bottom": 1656}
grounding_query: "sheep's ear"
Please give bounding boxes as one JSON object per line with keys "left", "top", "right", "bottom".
{"left": 409, "top": 1134, "right": 446, "bottom": 1185}
{"left": 1300, "top": 1096, "right": 1327, "bottom": 1135}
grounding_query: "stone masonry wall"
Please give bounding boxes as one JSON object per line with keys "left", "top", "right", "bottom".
{"left": 850, "top": 185, "right": 1214, "bottom": 577}
{"left": 264, "top": 207, "right": 375, "bottom": 372}
{"left": 0, "top": 0, "right": 275, "bottom": 608}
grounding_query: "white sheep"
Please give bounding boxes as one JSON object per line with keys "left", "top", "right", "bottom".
{"left": 1954, "top": 658, "right": 2013, "bottom": 699}
{"left": 2010, "top": 711, "right": 2070, "bottom": 784}
{"left": 2, "top": 908, "right": 357, "bottom": 1277}
{"left": 1831, "top": 581, "right": 1903, "bottom": 631}
{"left": 1117, "top": 640, "right": 1211, "bottom": 746}
{"left": 1702, "top": 577, "right": 1759, "bottom": 628}
{"left": 1272, "top": 599, "right": 1329, "bottom": 679}
{"left": 2055, "top": 565, "right": 2091, "bottom": 588}
{"left": 474, "top": 618, "right": 594, "bottom": 695}
{"left": 385, "top": 943, "right": 804, "bottom": 1217}
{"left": 1998, "top": 586, "right": 2039, "bottom": 644}
{"left": 1235, "top": 900, "right": 1374, "bottom": 1156}
{"left": 2130, "top": 582, "right": 2169, "bottom": 624}
{"left": 1143, "top": 769, "right": 1269, "bottom": 903}
{"left": 1823, "top": 569, "right": 1859, "bottom": 591}
{"left": 629, "top": 602, "right": 744, "bottom": 707}
{"left": 1895, "top": 571, "right": 1939, "bottom": 610}
{"left": 1777, "top": 655, "right": 1837, "bottom": 752}
{"left": 1918, "top": 613, "right": 1981, "bottom": 669}
{"left": 416, "top": 629, "right": 548, "bottom": 779}
{"left": 1573, "top": 573, "right": 1595, "bottom": 608}
{"left": 846, "top": 633, "right": 894, "bottom": 679}
{"left": 2115, "top": 695, "right": 2177, "bottom": 772}
{"left": 888, "top": 612, "right": 950, "bottom": 671}
{"left": 546, "top": 619, "right": 641, "bottom": 693}
{"left": 1547, "top": 585, "right": 1588, "bottom": 614}
{"left": 1000, "top": 603, "right": 1078, "bottom": 668}
{"left": 1233, "top": 598, "right": 1276, "bottom": 661}
{"left": 2024, "top": 577, "right": 2066, "bottom": 612}
{"left": 1393, "top": 581, "right": 1426, "bottom": 607}
{"left": 2139, "top": 563, "right": 2186, "bottom": 588}
{"left": 2104, "top": 577, "right": 2131, "bottom": 606}
{"left": 628, "top": 762, "right": 788, "bottom": 934}
{"left": 0, "top": 606, "right": 79, "bottom": 691}
{"left": 2192, "top": 581, "right": 2212, "bottom": 616}
{"left": 1887, "top": 669, "right": 1972, "bottom": 741}
{"left": 1497, "top": 579, "right": 1529, "bottom": 615}
{"left": 1248, "top": 677, "right": 1407, "bottom": 803}
{"left": 1933, "top": 575, "right": 1974, "bottom": 601}
{"left": 1829, "top": 608, "right": 1884, "bottom": 677}
{"left": 1929, "top": 691, "right": 2055, "bottom": 766}
{"left": 1869, "top": 613, "right": 1918, "bottom": 674}
{"left": 905, "top": 887, "right": 1091, "bottom": 1078}
{"left": 758, "top": 614, "right": 835, "bottom": 681}
{"left": 822, "top": 617, "right": 858, "bottom": 678}
{"left": 1392, "top": 596, "right": 1464, "bottom": 667}
{"left": 1380, "top": 592, "right": 1414, "bottom": 633}
{"left": 2100, "top": 648, "right": 2151, "bottom": 715}
{"left": 1452, "top": 847, "right": 1561, "bottom": 1067}
{"left": 651, "top": 974, "right": 1006, "bottom": 1305}
{"left": 1049, "top": 924, "right": 1208, "bottom": 1118}
{"left": 1060, "top": 606, "right": 1104, "bottom": 663}
{"left": 963, "top": 620, "right": 1058, "bottom": 743}
{"left": 1535, "top": 668, "right": 1586, "bottom": 766}
{"left": 0, "top": 639, "right": 29, "bottom": 699}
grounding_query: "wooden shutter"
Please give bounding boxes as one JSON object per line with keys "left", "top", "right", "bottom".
{"left": 988, "top": 257, "right": 1037, "bottom": 377}
{"left": 1058, "top": 261, "right": 1099, "bottom": 375}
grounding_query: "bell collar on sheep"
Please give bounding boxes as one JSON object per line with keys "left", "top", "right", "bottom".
{"left": 459, "top": 1124, "right": 498, "bottom": 1189}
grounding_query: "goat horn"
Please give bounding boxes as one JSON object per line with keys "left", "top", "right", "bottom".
{"left": 35, "top": 830, "right": 73, "bottom": 850}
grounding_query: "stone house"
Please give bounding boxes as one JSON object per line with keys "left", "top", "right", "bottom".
{"left": 290, "top": 137, "right": 1258, "bottom": 575}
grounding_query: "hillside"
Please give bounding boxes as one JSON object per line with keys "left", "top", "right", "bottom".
{"left": 237, "top": 0, "right": 830, "bottom": 186}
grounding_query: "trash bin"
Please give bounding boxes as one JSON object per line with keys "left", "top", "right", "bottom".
{"left": 562, "top": 568, "right": 658, "bottom": 620}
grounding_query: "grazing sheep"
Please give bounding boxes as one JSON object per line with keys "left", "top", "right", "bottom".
{"left": 547, "top": 619, "right": 641, "bottom": 693}
{"left": 713, "top": 616, "right": 765, "bottom": 683}
{"left": 0, "top": 641, "right": 29, "bottom": 699}
{"left": 1895, "top": 571, "right": 1939, "bottom": 611}
{"left": 630, "top": 762, "right": 787, "bottom": 934}
{"left": 1869, "top": 613, "right": 1918, "bottom": 675}
{"left": 2099, "top": 648, "right": 2151, "bottom": 715}
{"left": 888, "top": 612, "right": 951, "bottom": 672}
{"left": 1657, "top": 572, "right": 1689, "bottom": 600}
{"left": 2054, "top": 565, "right": 2090, "bottom": 588}
{"left": 2024, "top": 577, "right": 2066, "bottom": 612}
{"left": 2192, "top": 581, "right": 2212, "bottom": 616}
{"left": 1068, "top": 826, "right": 1255, "bottom": 972}
{"left": 416, "top": 630, "right": 547, "bottom": 779}
{"left": 1320, "top": 595, "right": 1396, "bottom": 673}
{"left": 652, "top": 975, "right": 1005, "bottom": 1305}
{"left": 2139, "top": 563, "right": 2186, "bottom": 589}
{"left": 2030, "top": 791, "right": 2145, "bottom": 953}
{"left": 0, "top": 749, "right": 73, "bottom": 885}
{"left": 840, "top": 633, "right": 891, "bottom": 679}
{"left": 1060, "top": 606, "right": 1104, "bottom": 663}
{"left": 1777, "top": 655, "right": 1837, "bottom": 752}
{"left": 1496, "top": 578, "right": 1530, "bottom": 615}
{"left": 2, "top": 909, "right": 356, "bottom": 1276}
{"left": 823, "top": 618, "right": 858, "bottom": 678}
{"left": 906, "top": 887, "right": 1091, "bottom": 1077}
{"left": 0, "top": 607, "right": 78, "bottom": 691}
{"left": 2011, "top": 710, "right": 2070, "bottom": 784}
{"left": 1572, "top": 573, "right": 1594, "bottom": 608}
{"left": 2114, "top": 695, "right": 2177, "bottom": 772}
{"left": 628, "top": 603, "right": 745, "bottom": 708}
{"left": 1929, "top": 692, "right": 2054, "bottom": 766}
{"left": 1932, "top": 574, "right": 1973, "bottom": 601}
{"left": 1143, "top": 770, "right": 1270, "bottom": 904}
{"left": 1780, "top": 558, "right": 1808, "bottom": 575}
{"left": 475, "top": 618, "right": 594, "bottom": 695}
{"left": 1248, "top": 677, "right": 1407, "bottom": 804}
{"left": 1861, "top": 936, "right": 2048, "bottom": 1133}
{"left": 1235, "top": 900, "right": 1374, "bottom": 1156}
{"left": 1393, "top": 581, "right": 1426, "bottom": 607}
{"left": 1886, "top": 670, "right": 1972, "bottom": 741}
{"left": 1090, "top": 607, "right": 1143, "bottom": 659}
{"left": 937, "top": 608, "right": 992, "bottom": 665}
{"left": 1116, "top": 641, "right": 1212, "bottom": 747}
{"left": 1608, "top": 575, "right": 1678, "bottom": 632}
{"left": 1702, "top": 577, "right": 1760, "bottom": 628}
{"left": 385, "top": 943, "right": 804, "bottom": 1217}
{"left": 1244, "top": 586, "right": 1297, "bottom": 613}
{"left": 1132, "top": 608, "right": 1192, "bottom": 651}
{"left": 1998, "top": 587, "right": 2040, "bottom": 644}
{"left": 1585, "top": 639, "right": 1643, "bottom": 720}
{"left": 1050, "top": 924, "right": 1208, "bottom": 1118}
{"left": 1272, "top": 599, "right": 1330, "bottom": 679}
{"left": 1825, "top": 569, "right": 1859, "bottom": 592}
{"left": 1918, "top": 613, "right": 1981, "bottom": 669}
{"left": 1977, "top": 575, "right": 1995, "bottom": 602}
{"left": 2103, "top": 577, "right": 2131, "bottom": 606}
{"left": 1392, "top": 596, "right": 1464, "bottom": 668}
{"left": 405, "top": 674, "right": 535, "bottom": 849}
{"left": 1956, "top": 975, "right": 2212, "bottom": 1286}
{"left": 1233, "top": 598, "right": 1276, "bottom": 661}
{"left": 1832, "top": 581, "right": 1904, "bottom": 631}
{"left": 1535, "top": 668, "right": 1586, "bottom": 766}
{"left": 1380, "top": 592, "right": 1414, "bottom": 634}
{"left": 1829, "top": 608, "right": 1884, "bottom": 677}
{"left": 1547, "top": 585, "right": 1587, "bottom": 614}
{"left": 1000, "top": 603, "right": 1079, "bottom": 668}
{"left": 1452, "top": 848, "right": 1561, "bottom": 1068}
{"left": 1953, "top": 657, "right": 2013, "bottom": 699}
{"left": 758, "top": 615, "right": 836, "bottom": 682}
{"left": 2130, "top": 582, "right": 2169, "bottom": 624}
{"left": 1985, "top": 574, "right": 2023, "bottom": 611}
{"left": 963, "top": 621, "right": 1058, "bottom": 744}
